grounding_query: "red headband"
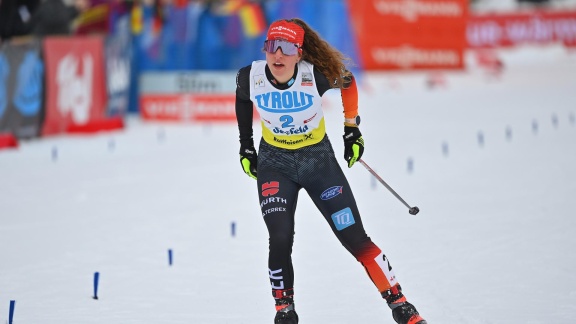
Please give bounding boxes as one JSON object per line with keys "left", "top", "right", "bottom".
{"left": 266, "top": 21, "right": 305, "bottom": 51}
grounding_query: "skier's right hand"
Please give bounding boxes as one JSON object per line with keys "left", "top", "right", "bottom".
{"left": 239, "top": 141, "right": 257, "bottom": 180}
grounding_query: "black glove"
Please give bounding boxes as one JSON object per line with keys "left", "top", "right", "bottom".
{"left": 343, "top": 126, "right": 364, "bottom": 168}
{"left": 239, "top": 141, "right": 257, "bottom": 179}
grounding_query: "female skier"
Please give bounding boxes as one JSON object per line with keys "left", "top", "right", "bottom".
{"left": 235, "top": 18, "right": 427, "bottom": 324}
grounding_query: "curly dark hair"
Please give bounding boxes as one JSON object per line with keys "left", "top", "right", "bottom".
{"left": 283, "top": 18, "right": 353, "bottom": 89}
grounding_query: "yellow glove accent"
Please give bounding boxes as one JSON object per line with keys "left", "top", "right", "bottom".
{"left": 347, "top": 137, "right": 364, "bottom": 168}
{"left": 240, "top": 156, "right": 257, "bottom": 179}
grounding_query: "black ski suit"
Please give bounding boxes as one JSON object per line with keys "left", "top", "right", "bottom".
{"left": 235, "top": 62, "right": 398, "bottom": 298}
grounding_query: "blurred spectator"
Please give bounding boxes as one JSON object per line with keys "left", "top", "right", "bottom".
{"left": 28, "top": 0, "right": 89, "bottom": 37}
{"left": 0, "top": 0, "right": 40, "bottom": 41}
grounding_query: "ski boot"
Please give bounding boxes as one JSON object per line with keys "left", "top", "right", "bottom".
{"left": 273, "top": 289, "right": 298, "bottom": 324}
{"left": 274, "top": 303, "right": 298, "bottom": 324}
{"left": 382, "top": 284, "right": 427, "bottom": 324}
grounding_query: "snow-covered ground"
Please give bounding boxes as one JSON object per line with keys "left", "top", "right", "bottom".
{"left": 1, "top": 45, "right": 575, "bottom": 323}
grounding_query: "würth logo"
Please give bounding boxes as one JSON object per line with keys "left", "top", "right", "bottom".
{"left": 262, "top": 181, "right": 280, "bottom": 196}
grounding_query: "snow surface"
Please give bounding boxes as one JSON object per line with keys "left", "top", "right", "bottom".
{"left": 1, "top": 46, "right": 576, "bottom": 323}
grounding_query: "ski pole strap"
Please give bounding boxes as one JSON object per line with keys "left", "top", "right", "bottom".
{"left": 272, "top": 288, "right": 294, "bottom": 299}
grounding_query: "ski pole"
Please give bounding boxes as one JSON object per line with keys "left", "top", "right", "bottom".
{"left": 358, "top": 159, "right": 420, "bottom": 215}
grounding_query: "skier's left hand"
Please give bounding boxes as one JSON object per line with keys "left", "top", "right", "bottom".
{"left": 343, "top": 126, "right": 364, "bottom": 168}
{"left": 239, "top": 141, "right": 258, "bottom": 179}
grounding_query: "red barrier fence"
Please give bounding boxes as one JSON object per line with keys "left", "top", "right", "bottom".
{"left": 348, "top": 0, "right": 469, "bottom": 70}
{"left": 0, "top": 133, "right": 18, "bottom": 149}
{"left": 467, "top": 10, "right": 576, "bottom": 48}
{"left": 42, "top": 36, "right": 113, "bottom": 135}
{"left": 140, "top": 94, "right": 238, "bottom": 122}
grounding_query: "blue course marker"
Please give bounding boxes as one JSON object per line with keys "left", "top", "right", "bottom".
{"left": 441, "top": 141, "right": 449, "bottom": 157}
{"left": 407, "top": 157, "right": 414, "bottom": 174}
{"left": 8, "top": 300, "right": 15, "bottom": 324}
{"left": 93, "top": 272, "right": 100, "bottom": 300}
{"left": 551, "top": 114, "right": 559, "bottom": 129}
{"left": 552, "top": 114, "right": 559, "bottom": 129}
{"left": 52, "top": 146, "right": 58, "bottom": 161}
{"left": 168, "top": 249, "right": 173, "bottom": 266}
{"left": 231, "top": 222, "right": 236, "bottom": 237}
{"left": 505, "top": 126, "right": 513, "bottom": 141}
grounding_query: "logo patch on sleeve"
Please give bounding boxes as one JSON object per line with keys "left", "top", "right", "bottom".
{"left": 331, "top": 207, "right": 355, "bottom": 231}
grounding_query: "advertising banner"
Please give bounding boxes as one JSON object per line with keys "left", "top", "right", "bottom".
{"left": 0, "top": 39, "right": 44, "bottom": 139}
{"left": 347, "top": 0, "right": 468, "bottom": 70}
{"left": 139, "top": 71, "right": 245, "bottom": 122}
{"left": 467, "top": 10, "right": 576, "bottom": 48}
{"left": 105, "top": 17, "right": 132, "bottom": 117}
{"left": 140, "top": 94, "right": 237, "bottom": 122}
{"left": 42, "top": 36, "right": 108, "bottom": 135}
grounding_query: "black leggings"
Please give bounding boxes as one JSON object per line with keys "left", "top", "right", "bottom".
{"left": 257, "top": 136, "right": 397, "bottom": 296}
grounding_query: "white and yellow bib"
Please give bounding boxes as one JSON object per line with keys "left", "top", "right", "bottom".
{"left": 249, "top": 60, "right": 325, "bottom": 149}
